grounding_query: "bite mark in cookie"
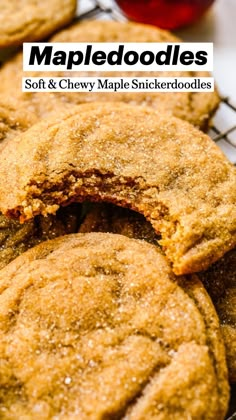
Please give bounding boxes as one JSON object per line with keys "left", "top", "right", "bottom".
{"left": 0, "top": 103, "right": 235, "bottom": 275}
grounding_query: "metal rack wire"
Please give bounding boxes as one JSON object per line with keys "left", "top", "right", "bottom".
{"left": 210, "top": 98, "right": 236, "bottom": 158}
{"left": 77, "top": 0, "right": 236, "bottom": 165}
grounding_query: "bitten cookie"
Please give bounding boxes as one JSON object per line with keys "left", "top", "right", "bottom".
{"left": 0, "top": 20, "right": 219, "bottom": 129}
{"left": 0, "top": 0, "right": 77, "bottom": 47}
{"left": 0, "top": 103, "right": 235, "bottom": 275}
{"left": 0, "top": 232, "right": 229, "bottom": 419}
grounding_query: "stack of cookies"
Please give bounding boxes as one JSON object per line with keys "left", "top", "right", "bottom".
{"left": 0, "top": 5, "right": 235, "bottom": 419}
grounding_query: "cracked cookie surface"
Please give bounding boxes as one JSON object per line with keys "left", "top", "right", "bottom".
{"left": 0, "top": 232, "right": 229, "bottom": 419}
{"left": 0, "top": 0, "right": 76, "bottom": 47}
{"left": 0, "top": 103, "right": 235, "bottom": 275}
{"left": 0, "top": 20, "right": 219, "bottom": 129}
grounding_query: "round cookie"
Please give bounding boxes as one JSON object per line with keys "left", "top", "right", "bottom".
{"left": 0, "top": 20, "right": 219, "bottom": 129}
{"left": 0, "top": 0, "right": 77, "bottom": 47}
{"left": 0, "top": 232, "right": 229, "bottom": 419}
{"left": 0, "top": 103, "right": 235, "bottom": 275}
{"left": 0, "top": 203, "right": 81, "bottom": 270}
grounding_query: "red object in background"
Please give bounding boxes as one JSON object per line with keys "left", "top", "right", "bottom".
{"left": 115, "top": 0, "right": 215, "bottom": 30}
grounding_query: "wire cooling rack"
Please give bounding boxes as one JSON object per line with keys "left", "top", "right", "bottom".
{"left": 77, "top": 0, "right": 236, "bottom": 165}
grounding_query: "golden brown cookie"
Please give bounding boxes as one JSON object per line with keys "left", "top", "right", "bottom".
{"left": 0, "top": 0, "right": 77, "bottom": 47}
{"left": 0, "top": 103, "right": 235, "bottom": 275}
{"left": 0, "top": 232, "right": 229, "bottom": 419}
{"left": 0, "top": 20, "right": 219, "bottom": 129}
{"left": 79, "top": 203, "right": 236, "bottom": 384}
{"left": 0, "top": 203, "right": 81, "bottom": 270}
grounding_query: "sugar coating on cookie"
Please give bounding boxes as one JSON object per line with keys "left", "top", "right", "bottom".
{"left": 0, "top": 20, "right": 219, "bottom": 129}
{"left": 0, "top": 103, "right": 235, "bottom": 275}
{"left": 0, "top": 232, "right": 229, "bottom": 419}
{"left": 0, "top": 0, "right": 77, "bottom": 47}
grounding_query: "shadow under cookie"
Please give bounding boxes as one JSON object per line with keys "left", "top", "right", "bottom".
{"left": 199, "top": 249, "right": 236, "bottom": 384}
{"left": 0, "top": 203, "right": 81, "bottom": 270}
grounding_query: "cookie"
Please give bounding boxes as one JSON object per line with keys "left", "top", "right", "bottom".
{"left": 0, "top": 20, "right": 219, "bottom": 129}
{"left": 0, "top": 0, "right": 77, "bottom": 48}
{"left": 0, "top": 232, "right": 229, "bottom": 419}
{"left": 0, "top": 203, "right": 81, "bottom": 270}
{"left": 0, "top": 103, "right": 235, "bottom": 275}
{"left": 80, "top": 203, "right": 236, "bottom": 383}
